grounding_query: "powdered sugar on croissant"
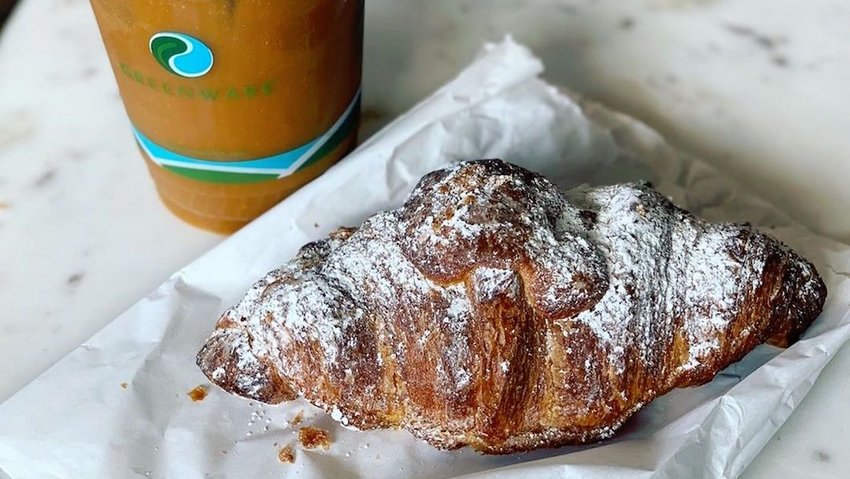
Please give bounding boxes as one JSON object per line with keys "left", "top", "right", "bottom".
{"left": 197, "top": 159, "right": 825, "bottom": 453}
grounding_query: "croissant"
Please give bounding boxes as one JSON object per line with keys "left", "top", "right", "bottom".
{"left": 197, "top": 159, "right": 826, "bottom": 453}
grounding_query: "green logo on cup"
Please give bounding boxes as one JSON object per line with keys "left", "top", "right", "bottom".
{"left": 149, "top": 32, "right": 214, "bottom": 78}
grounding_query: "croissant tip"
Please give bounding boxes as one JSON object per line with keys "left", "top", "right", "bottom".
{"left": 196, "top": 324, "right": 296, "bottom": 405}
{"left": 764, "top": 250, "right": 828, "bottom": 347}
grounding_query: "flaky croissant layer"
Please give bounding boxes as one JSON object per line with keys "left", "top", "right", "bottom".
{"left": 198, "top": 159, "right": 826, "bottom": 453}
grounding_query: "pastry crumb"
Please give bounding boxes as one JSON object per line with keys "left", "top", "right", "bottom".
{"left": 298, "top": 427, "right": 331, "bottom": 449}
{"left": 278, "top": 445, "right": 295, "bottom": 463}
{"left": 290, "top": 410, "right": 303, "bottom": 425}
{"left": 120, "top": 382, "right": 128, "bottom": 389}
{"left": 188, "top": 385, "right": 209, "bottom": 402}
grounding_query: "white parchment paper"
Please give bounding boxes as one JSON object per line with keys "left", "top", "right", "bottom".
{"left": 2, "top": 38, "right": 849, "bottom": 479}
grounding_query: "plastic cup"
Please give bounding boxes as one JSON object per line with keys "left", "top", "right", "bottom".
{"left": 90, "top": 0, "right": 364, "bottom": 233}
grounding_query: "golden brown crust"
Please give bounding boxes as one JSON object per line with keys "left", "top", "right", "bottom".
{"left": 197, "top": 159, "right": 826, "bottom": 454}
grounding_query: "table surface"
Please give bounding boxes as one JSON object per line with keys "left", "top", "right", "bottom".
{"left": 2, "top": 0, "right": 849, "bottom": 477}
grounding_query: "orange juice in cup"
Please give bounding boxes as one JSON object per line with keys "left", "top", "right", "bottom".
{"left": 91, "top": 0, "right": 364, "bottom": 233}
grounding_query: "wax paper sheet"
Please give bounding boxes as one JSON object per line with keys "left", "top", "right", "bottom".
{"left": 2, "top": 38, "right": 849, "bottom": 479}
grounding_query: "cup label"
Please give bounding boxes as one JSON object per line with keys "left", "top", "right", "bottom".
{"left": 149, "top": 32, "right": 215, "bottom": 78}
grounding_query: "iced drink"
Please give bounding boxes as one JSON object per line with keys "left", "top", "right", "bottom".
{"left": 91, "top": 0, "right": 364, "bottom": 233}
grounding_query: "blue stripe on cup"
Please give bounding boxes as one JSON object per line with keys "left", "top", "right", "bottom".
{"left": 134, "top": 89, "right": 361, "bottom": 183}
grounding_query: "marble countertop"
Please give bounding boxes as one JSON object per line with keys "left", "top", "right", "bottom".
{"left": 2, "top": 0, "right": 848, "bottom": 477}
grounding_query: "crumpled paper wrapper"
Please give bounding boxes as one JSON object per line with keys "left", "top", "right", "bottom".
{"left": 1, "top": 38, "right": 849, "bottom": 479}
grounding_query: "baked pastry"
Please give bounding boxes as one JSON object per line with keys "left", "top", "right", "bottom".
{"left": 197, "top": 159, "right": 826, "bottom": 453}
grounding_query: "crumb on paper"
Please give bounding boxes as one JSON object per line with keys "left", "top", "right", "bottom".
{"left": 278, "top": 445, "right": 295, "bottom": 464}
{"left": 314, "top": 222, "right": 320, "bottom": 228}
{"left": 298, "top": 427, "right": 331, "bottom": 450}
{"left": 120, "top": 383, "right": 128, "bottom": 389}
{"left": 188, "top": 385, "right": 209, "bottom": 402}
{"left": 290, "top": 410, "right": 303, "bottom": 426}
